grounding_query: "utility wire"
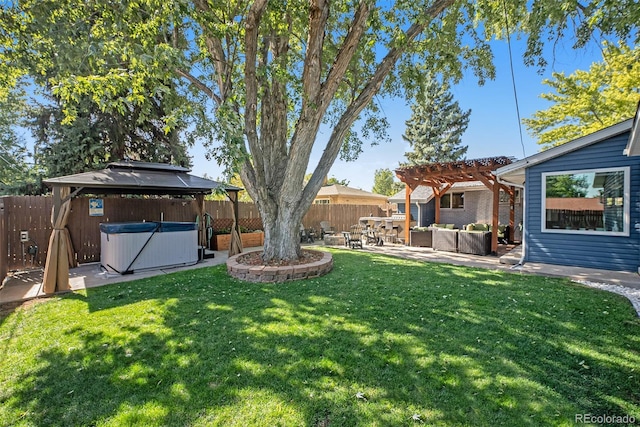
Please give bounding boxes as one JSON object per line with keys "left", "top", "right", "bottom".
{"left": 502, "top": 0, "right": 527, "bottom": 159}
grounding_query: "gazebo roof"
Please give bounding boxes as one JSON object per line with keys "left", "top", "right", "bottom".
{"left": 44, "top": 160, "right": 242, "bottom": 196}
{"left": 395, "top": 156, "right": 513, "bottom": 188}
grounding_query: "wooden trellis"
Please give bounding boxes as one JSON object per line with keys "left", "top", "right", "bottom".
{"left": 395, "top": 157, "right": 515, "bottom": 253}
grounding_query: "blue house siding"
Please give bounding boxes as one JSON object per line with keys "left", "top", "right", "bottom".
{"left": 398, "top": 201, "right": 434, "bottom": 227}
{"left": 525, "top": 131, "right": 640, "bottom": 272}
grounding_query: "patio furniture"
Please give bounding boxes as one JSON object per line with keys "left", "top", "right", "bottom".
{"left": 300, "top": 225, "right": 316, "bottom": 243}
{"left": 458, "top": 230, "right": 492, "bottom": 255}
{"left": 493, "top": 225, "right": 510, "bottom": 244}
{"left": 432, "top": 228, "right": 458, "bottom": 252}
{"left": 410, "top": 228, "right": 432, "bottom": 247}
{"left": 383, "top": 219, "right": 398, "bottom": 243}
{"left": 431, "top": 223, "right": 456, "bottom": 229}
{"left": 341, "top": 231, "right": 350, "bottom": 247}
{"left": 365, "top": 226, "right": 384, "bottom": 246}
{"left": 320, "top": 221, "right": 336, "bottom": 238}
{"left": 345, "top": 225, "right": 364, "bottom": 249}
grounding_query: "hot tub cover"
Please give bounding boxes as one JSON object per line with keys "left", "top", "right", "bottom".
{"left": 99, "top": 221, "right": 198, "bottom": 234}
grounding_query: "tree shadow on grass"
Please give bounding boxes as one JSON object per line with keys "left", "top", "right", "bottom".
{"left": 2, "top": 250, "right": 640, "bottom": 426}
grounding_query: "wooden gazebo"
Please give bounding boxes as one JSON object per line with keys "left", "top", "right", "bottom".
{"left": 395, "top": 156, "right": 516, "bottom": 253}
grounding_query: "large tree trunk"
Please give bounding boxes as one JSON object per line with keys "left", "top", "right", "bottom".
{"left": 258, "top": 200, "right": 305, "bottom": 261}
{"left": 236, "top": 0, "right": 454, "bottom": 263}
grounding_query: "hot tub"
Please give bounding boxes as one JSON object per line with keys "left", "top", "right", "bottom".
{"left": 100, "top": 221, "right": 198, "bottom": 274}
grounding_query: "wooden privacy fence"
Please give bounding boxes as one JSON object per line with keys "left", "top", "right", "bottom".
{"left": 0, "top": 195, "right": 384, "bottom": 275}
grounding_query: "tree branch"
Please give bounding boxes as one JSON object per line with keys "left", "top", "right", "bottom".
{"left": 175, "top": 68, "right": 221, "bottom": 105}
{"left": 242, "top": 0, "right": 269, "bottom": 201}
{"left": 302, "top": 0, "right": 455, "bottom": 205}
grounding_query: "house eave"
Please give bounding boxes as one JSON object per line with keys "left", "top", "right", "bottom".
{"left": 496, "top": 119, "right": 634, "bottom": 184}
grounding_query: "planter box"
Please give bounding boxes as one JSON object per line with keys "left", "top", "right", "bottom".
{"left": 215, "top": 232, "right": 264, "bottom": 250}
{"left": 410, "top": 230, "right": 432, "bottom": 247}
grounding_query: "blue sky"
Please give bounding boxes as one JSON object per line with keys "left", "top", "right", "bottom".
{"left": 190, "top": 36, "right": 607, "bottom": 191}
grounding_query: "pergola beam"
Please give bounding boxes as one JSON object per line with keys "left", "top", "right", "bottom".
{"left": 395, "top": 157, "right": 513, "bottom": 254}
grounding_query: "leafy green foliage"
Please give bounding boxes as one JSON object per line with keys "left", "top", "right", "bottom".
{"left": 2, "top": 0, "right": 192, "bottom": 181}
{"left": 29, "top": 93, "right": 191, "bottom": 178}
{"left": 524, "top": 41, "right": 640, "bottom": 149}
{"left": 0, "top": 88, "right": 44, "bottom": 195}
{"left": 1, "top": 250, "right": 639, "bottom": 425}
{"left": 545, "top": 174, "right": 589, "bottom": 198}
{"left": 372, "top": 168, "right": 404, "bottom": 196}
{"left": 325, "top": 176, "right": 350, "bottom": 187}
{"left": 402, "top": 77, "right": 470, "bottom": 165}
{"left": 2, "top": 0, "right": 639, "bottom": 257}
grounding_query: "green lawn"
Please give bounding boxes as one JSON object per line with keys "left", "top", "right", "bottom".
{"left": 1, "top": 249, "right": 639, "bottom": 426}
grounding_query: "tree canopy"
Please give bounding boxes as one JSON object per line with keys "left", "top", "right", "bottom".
{"left": 402, "top": 77, "right": 470, "bottom": 165}
{"left": 372, "top": 168, "right": 404, "bottom": 196}
{"left": 2, "top": 0, "right": 639, "bottom": 261}
{"left": 524, "top": 41, "right": 640, "bottom": 149}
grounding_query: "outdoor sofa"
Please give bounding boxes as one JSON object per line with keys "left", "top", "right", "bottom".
{"left": 458, "top": 223, "right": 492, "bottom": 255}
{"left": 430, "top": 225, "right": 459, "bottom": 252}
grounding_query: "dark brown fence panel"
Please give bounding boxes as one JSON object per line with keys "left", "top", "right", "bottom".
{"left": 2, "top": 196, "right": 388, "bottom": 270}
{"left": 4, "top": 196, "right": 53, "bottom": 271}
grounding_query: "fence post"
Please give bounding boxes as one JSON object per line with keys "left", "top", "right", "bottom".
{"left": 0, "top": 198, "right": 7, "bottom": 284}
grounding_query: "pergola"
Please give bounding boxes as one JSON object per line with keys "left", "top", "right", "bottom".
{"left": 42, "top": 161, "right": 242, "bottom": 294}
{"left": 395, "top": 156, "right": 515, "bottom": 253}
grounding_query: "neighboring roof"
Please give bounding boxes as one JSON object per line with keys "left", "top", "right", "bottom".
{"left": 315, "top": 184, "right": 389, "bottom": 200}
{"left": 44, "top": 160, "right": 242, "bottom": 196}
{"left": 496, "top": 119, "right": 634, "bottom": 185}
{"left": 624, "top": 102, "right": 640, "bottom": 156}
{"left": 389, "top": 185, "right": 434, "bottom": 203}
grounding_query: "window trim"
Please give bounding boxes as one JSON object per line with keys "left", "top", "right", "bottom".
{"left": 541, "top": 166, "right": 630, "bottom": 236}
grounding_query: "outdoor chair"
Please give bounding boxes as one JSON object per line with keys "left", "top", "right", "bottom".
{"left": 345, "top": 225, "right": 364, "bottom": 249}
{"left": 300, "top": 225, "right": 316, "bottom": 243}
{"left": 409, "top": 227, "right": 432, "bottom": 247}
{"left": 458, "top": 230, "right": 491, "bottom": 255}
{"left": 364, "top": 226, "right": 384, "bottom": 246}
{"left": 320, "top": 221, "right": 336, "bottom": 238}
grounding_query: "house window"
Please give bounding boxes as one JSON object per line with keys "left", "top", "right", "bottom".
{"left": 542, "top": 167, "right": 629, "bottom": 235}
{"left": 314, "top": 199, "right": 330, "bottom": 204}
{"left": 441, "top": 192, "right": 464, "bottom": 209}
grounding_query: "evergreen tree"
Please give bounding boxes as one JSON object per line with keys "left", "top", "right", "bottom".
{"left": 29, "top": 92, "right": 191, "bottom": 178}
{"left": 0, "top": 88, "right": 43, "bottom": 195}
{"left": 402, "top": 78, "right": 471, "bottom": 165}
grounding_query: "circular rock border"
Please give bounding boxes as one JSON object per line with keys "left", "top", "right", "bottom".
{"left": 226, "top": 249, "right": 333, "bottom": 283}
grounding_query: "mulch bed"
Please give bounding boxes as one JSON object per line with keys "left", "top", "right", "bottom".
{"left": 235, "top": 249, "right": 323, "bottom": 267}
